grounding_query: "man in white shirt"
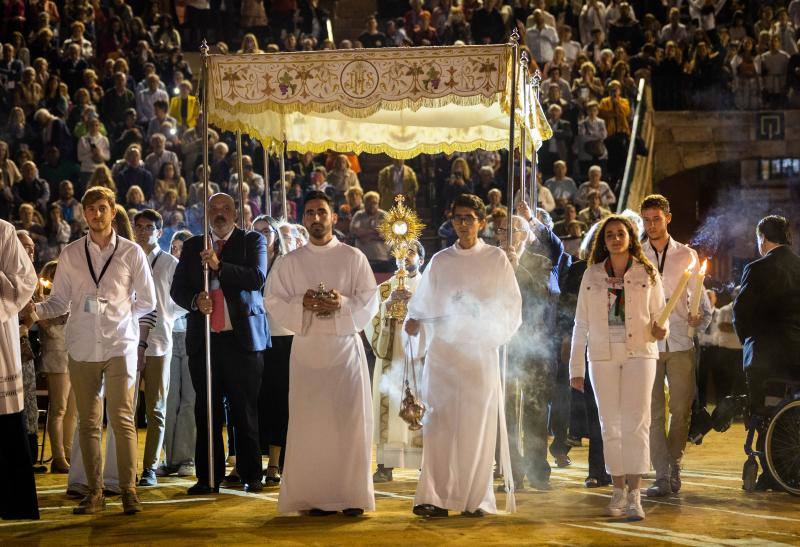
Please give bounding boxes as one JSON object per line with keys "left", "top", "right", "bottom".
{"left": 526, "top": 9, "right": 559, "bottom": 65}
{"left": 640, "top": 194, "right": 712, "bottom": 498}
{"left": 659, "top": 8, "right": 688, "bottom": 46}
{"left": 35, "top": 186, "right": 156, "bottom": 515}
{"left": 350, "top": 191, "right": 391, "bottom": 270}
{"left": 136, "top": 74, "right": 170, "bottom": 123}
{"left": 133, "top": 210, "right": 179, "bottom": 487}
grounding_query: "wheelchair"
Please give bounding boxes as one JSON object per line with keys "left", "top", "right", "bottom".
{"left": 739, "top": 378, "right": 800, "bottom": 496}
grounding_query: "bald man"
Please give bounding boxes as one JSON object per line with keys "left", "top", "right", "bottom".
{"left": 171, "top": 193, "right": 270, "bottom": 494}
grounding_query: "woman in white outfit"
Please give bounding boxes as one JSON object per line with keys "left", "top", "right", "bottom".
{"left": 569, "top": 215, "right": 668, "bottom": 521}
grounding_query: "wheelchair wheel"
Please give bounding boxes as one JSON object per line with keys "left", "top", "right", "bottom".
{"left": 765, "top": 400, "right": 800, "bottom": 496}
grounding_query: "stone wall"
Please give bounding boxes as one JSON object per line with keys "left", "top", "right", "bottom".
{"left": 653, "top": 110, "right": 800, "bottom": 185}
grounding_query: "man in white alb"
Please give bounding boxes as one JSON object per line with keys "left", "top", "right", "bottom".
{"left": 364, "top": 241, "right": 425, "bottom": 483}
{"left": 265, "top": 191, "right": 378, "bottom": 516}
{"left": 132, "top": 209, "right": 179, "bottom": 487}
{"left": 405, "top": 194, "right": 522, "bottom": 518}
{"left": 35, "top": 186, "right": 156, "bottom": 515}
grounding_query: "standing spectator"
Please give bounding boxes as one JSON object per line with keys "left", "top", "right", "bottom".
{"left": 597, "top": 80, "right": 631, "bottom": 186}
{"left": 157, "top": 230, "right": 195, "bottom": 478}
{"left": 145, "top": 100, "right": 177, "bottom": 141}
{"left": 116, "top": 145, "right": 155, "bottom": 202}
{"left": 577, "top": 165, "right": 616, "bottom": 209}
{"left": 33, "top": 108, "right": 73, "bottom": 166}
{"left": 577, "top": 101, "right": 608, "bottom": 173}
{"left": 442, "top": 167, "right": 474, "bottom": 215}
{"left": 136, "top": 74, "right": 169, "bottom": 124}
{"left": 760, "top": 35, "right": 791, "bottom": 108}
{"left": 14, "top": 161, "right": 50, "bottom": 216}
{"left": 659, "top": 7, "right": 688, "bottom": 47}
{"left": 39, "top": 203, "right": 71, "bottom": 263}
{"left": 133, "top": 210, "right": 179, "bottom": 487}
{"left": 144, "top": 133, "right": 180, "bottom": 181}
{"left": 13, "top": 68, "right": 43, "bottom": 118}
{"left": 572, "top": 62, "right": 605, "bottom": 110}
{"left": 168, "top": 81, "right": 199, "bottom": 135}
{"left": 377, "top": 158, "right": 419, "bottom": 211}
{"left": 34, "top": 186, "right": 156, "bottom": 515}
{"left": 578, "top": 190, "right": 612, "bottom": 227}
{"left": 545, "top": 160, "right": 579, "bottom": 205}
{"left": 181, "top": 114, "right": 218, "bottom": 184}
{"left": 350, "top": 191, "right": 391, "bottom": 271}
{"left": 474, "top": 165, "right": 498, "bottom": 203}
{"left": 101, "top": 73, "right": 136, "bottom": 135}
{"left": 471, "top": 0, "right": 506, "bottom": 44}
{"left": 731, "top": 37, "right": 762, "bottom": 110}
{"left": 359, "top": 15, "right": 387, "bottom": 48}
{"left": 0, "top": 44, "right": 24, "bottom": 88}
{"left": 526, "top": 9, "right": 559, "bottom": 65}
{"left": 154, "top": 162, "right": 187, "bottom": 207}
{"left": 559, "top": 25, "right": 582, "bottom": 66}
{"left": 55, "top": 180, "right": 86, "bottom": 236}
{"left": 77, "top": 116, "right": 110, "bottom": 190}
{"left": 540, "top": 104, "right": 573, "bottom": 178}
{"left": 553, "top": 204, "right": 587, "bottom": 237}
{"left": 60, "top": 21, "right": 93, "bottom": 59}
{"left": 327, "top": 154, "right": 361, "bottom": 202}
{"left": 579, "top": 0, "right": 607, "bottom": 45}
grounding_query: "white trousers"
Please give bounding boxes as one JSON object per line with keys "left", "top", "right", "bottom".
{"left": 589, "top": 342, "right": 656, "bottom": 477}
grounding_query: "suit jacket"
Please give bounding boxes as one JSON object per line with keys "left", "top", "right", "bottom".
{"left": 171, "top": 227, "right": 270, "bottom": 354}
{"left": 377, "top": 164, "right": 418, "bottom": 211}
{"left": 733, "top": 245, "right": 800, "bottom": 374}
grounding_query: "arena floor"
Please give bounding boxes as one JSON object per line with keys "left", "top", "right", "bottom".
{"left": 3, "top": 426, "right": 800, "bottom": 546}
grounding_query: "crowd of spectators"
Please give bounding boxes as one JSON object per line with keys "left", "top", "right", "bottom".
{"left": 2, "top": 0, "right": 799, "bottom": 271}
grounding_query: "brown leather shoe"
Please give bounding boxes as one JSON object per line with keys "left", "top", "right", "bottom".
{"left": 73, "top": 490, "right": 106, "bottom": 515}
{"left": 51, "top": 458, "right": 70, "bottom": 474}
{"left": 122, "top": 490, "right": 143, "bottom": 514}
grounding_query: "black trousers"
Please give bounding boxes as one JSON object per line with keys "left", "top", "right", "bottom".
{"left": 259, "top": 335, "right": 291, "bottom": 454}
{"left": 0, "top": 412, "right": 39, "bottom": 520}
{"left": 189, "top": 332, "right": 264, "bottom": 486}
{"left": 549, "top": 359, "right": 572, "bottom": 457}
{"left": 583, "top": 364, "right": 609, "bottom": 481}
{"left": 507, "top": 359, "right": 554, "bottom": 484}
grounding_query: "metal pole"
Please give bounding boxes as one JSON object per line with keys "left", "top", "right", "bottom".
{"left": 530, "top": 70, "right": 541, "bottom": 211}
{"left": 200, "top": 39, "right": 215, "bottom": 491}
{"left": 518, "top": 52, "right": 528, "bottom": 210}
{"left": 263, "top": 141, "right": 271, "bottom": 217}
{"left": 235, "top": 130, "right": 245, "bottom": 228}
{"left": 279, "top": 140, "right": 287, "bottom": 222}
{"left": 505, "top": 30, "right": 519, "bottom": 252}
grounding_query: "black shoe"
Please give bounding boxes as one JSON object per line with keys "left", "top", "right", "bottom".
{"left": 646, "top": 478, "right": 672, "bottom": 497}
{"left": 413, "top": 504, "right": 448, "bottom": 518}
{"left": 584, "top": 476, "right": 612, "bottom": 488}
{"left": 342, "top": 508, "right": 364, "bottom": 517}
{"left": 221, "top": 472, "right": 241, "bottom": 487}
{"left": 244, "top": 481, "right": 264, "bottom": 493}
{"left": 308, "top": 508, "right": 337, "bottom": 516}
{"left": 32, "top": 465, "right": 48, "bottom": 474}
{"left": 670, "top": 467, "right": 682, "bottom": 494}
{"left": 187, "top": 482, "right": 219, "bottom": 495}
{"left": 460, "top": 509, "right": 486, "bottom": 517}
{"left": 754, "top": 473, "right": 779, "bottom": 492}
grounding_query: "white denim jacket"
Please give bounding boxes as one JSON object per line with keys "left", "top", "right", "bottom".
{"left": 569, "top": 260, "right": 668, "bottom": 379}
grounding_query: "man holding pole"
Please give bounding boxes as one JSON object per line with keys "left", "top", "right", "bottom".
{"left": 171, "top": 193, "right": 270, "bottom": 494}
{"left": 640, "top": 194, "right": 712, "bottom": 497}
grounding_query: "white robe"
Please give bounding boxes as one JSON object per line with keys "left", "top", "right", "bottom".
{"left": 265, "top": 237, "right": 378, "bottom": 513}
{"left": 364, "top": 273, "right": 422, "bottom": 470}
{"left": 407, "top": 239, "right": 521, "bottom": 514}
{"left": 0, "top": 220, "right": 37, "bottom": 416}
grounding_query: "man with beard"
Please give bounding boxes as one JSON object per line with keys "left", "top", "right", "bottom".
{"left": 496, "top": 212, "right": 558, "bottom": 491}
{"left": 34, "top": 186, "right": 156, "bottom": 515}
{"left": 171, "top": 193, "right": 269, "bottom": 494}
{"left": 405, "top": 194, "right": 521, "bottom": 517}
{"left": 365, "top": 241, "right": 425, "bottom": 483}
{"left": 265, "top": 191, "right": 378, "bottom": 516}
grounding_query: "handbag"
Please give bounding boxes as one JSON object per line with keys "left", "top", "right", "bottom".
{"left": 398, "top": 338, "right": 425, "bottom": 430}
{"left": 583, "top": 138, "right": 607, "bottom": 158}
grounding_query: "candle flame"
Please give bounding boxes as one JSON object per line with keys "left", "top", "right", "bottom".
{"left": 698, "top": 259, "right": 708, "bottom": 275}
{"left": 39, "top": 278, "right": 52, "bottom": 288}
{"left": 684, "top": 254, "right": 697, "bottom": 273}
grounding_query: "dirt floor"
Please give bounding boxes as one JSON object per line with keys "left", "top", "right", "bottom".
{"left": 2, "top": 426, "right": 800, "bottom": 546}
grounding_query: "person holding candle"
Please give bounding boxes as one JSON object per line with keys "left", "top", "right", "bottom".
{"left": 639, "top": 194, "right": 713, "bottom": 498}
{"left": 569, "top": 214, "right": 667, "bottom": 521}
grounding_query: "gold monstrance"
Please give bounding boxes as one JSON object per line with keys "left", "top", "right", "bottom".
{"left": 377, "top": 194, "right": 425, "bottom": 321}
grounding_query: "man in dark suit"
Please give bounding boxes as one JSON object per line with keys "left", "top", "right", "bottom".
{"left": 171, "top": 193, "right": 270, "bottom": 494}
{"left": 734, "top": 215, "right": 800, "bottom": 490}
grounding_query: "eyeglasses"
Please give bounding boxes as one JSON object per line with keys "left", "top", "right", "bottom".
{"left": 453, "top": 214, "right": 479, "bottom": 225}
{"left": 495, "top": 227, "right": 526, "bottom": 234}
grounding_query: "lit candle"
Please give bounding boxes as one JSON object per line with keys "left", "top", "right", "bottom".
{"left": 655, "top": 255, "right": 696, "bottom": 329}
{"left": 687, "top": 259, "right": 708, "bottom": 337}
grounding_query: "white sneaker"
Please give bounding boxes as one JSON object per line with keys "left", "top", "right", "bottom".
{"left": 605, "top": 487, "right": 627, "bottom": 517}
{"left": 627, "top": 489, "right": 645, "bottom": 521}
{"left": 177, "top": 463, "right": 196, "bottom": 477}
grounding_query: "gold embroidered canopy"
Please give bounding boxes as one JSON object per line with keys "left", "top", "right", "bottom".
{"left": 205, "top": 44, "right": 551, "bottom": 159}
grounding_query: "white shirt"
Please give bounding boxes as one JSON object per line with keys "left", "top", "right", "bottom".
{"left": 643, "top": 237, "right": 712, "bottom": 353}
{"left": 211, "top": 228, "right": 234, "bottom": 332}
{"left": 526, "top": 24, "right": 559, "bottom": 64}
{"left": 144, "top": 247, "right": 179, "bottom": 356}
{"left": 36, "top": 231, "right": 156, "bottom": 362}
{"left": 715, "top": 302, "right": 742, "bottom": 350}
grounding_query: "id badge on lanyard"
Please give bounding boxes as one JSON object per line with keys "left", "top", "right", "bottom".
{"left": 84, "top": 236, "right": 119, "bottom": 315}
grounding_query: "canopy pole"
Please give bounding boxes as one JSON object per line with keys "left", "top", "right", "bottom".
{"left": 530, "top": 70, "right": 541, "bottom": 211}
{"left": 199, "top": 39, "right": 215, "bottom": 492}
{"left": 236, "top": 130, "right": 245, "bottom": 228}
{"left": 279, "top": 140, "right": 287, "bottom": 222}
{"left": 263, "top": 141, "right": 271, "bottom": 217}
{"left": 506, "top": 30, "right": 519, "bottom": 252}
{"left": 518, "top": 52, "right": 529, "bottom": 209}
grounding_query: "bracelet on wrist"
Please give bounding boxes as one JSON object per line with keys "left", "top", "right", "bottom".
{"left": 138, "top": 341, "right": 149, "bottom": 349}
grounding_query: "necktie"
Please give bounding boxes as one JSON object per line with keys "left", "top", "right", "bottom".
{"left": 209, "top": 239, "right": 226, "bottom": 332}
